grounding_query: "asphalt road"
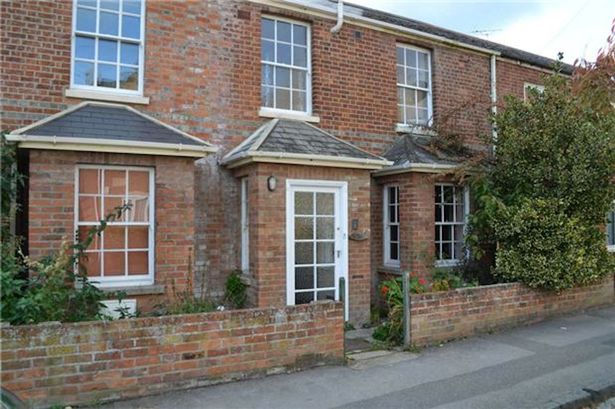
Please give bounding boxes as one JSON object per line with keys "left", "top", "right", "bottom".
{"left": 101, "top": 305, "right": 615, "bottom": 409}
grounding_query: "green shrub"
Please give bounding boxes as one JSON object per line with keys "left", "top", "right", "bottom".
{"left": 493, "top": 198, "right": 615, "bottom": 291}
{"left": 224, "top": 271, "right": 248, "bottom": 309}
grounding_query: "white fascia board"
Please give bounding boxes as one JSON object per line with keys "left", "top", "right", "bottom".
{"left": 373, "top": 163, "right": 459, "bottom": 176}
{"left": 5, "top": 134, "right": 217, "bottom": 158}
{"left": 222, "top": 150, "right": 392, "bottom": 170}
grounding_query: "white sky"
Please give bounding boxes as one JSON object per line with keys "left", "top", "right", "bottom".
{"left": 348, "top": 0, "right": 615, "bottom": 63}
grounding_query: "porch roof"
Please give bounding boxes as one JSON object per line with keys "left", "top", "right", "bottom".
{"left": 222, "top": 119, "right": 391, "bottom": 170}
{"left": 5, "top": 101, "right": 217, "bottom": 158}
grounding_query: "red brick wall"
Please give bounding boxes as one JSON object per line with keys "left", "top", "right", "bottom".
{"left": 27, "top": 149, "right": 196, "bottom": 309}
{"left": 410, "top": 276, "right": 614, "bottom": 346}
{"left": 0, "top": 302, "right": 344, "bottom": 408}
{"left": 234, "top": 163, "right": 372, "bottom": 325}
{"left": 496, "top": 59, "right": 546, "bottom": 104}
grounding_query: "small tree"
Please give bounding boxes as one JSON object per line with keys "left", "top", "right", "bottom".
{"left": 467, "top": 30, "right": 615, "bottom": 291}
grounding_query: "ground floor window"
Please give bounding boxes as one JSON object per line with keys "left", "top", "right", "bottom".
{"left": 435, "top": 184, "right": 468, "bottom": 265}
{"left": 241, "top": 177, "right": 249, "bottom": 272}
{"left": 607, "top": 201, "right": 615, "bottom": 251}
{"left": 383, "top": 185, "right": 400, "bottom": 267}
{"left": 76, "top": 165, "right": 154, "bottom": 287}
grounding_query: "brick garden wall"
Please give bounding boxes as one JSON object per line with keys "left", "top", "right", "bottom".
{"left": 410, "top": 275, "right": 614, "bottom": 346}
{"left": 0, "top": 302, "right": 344, "bottom": 408}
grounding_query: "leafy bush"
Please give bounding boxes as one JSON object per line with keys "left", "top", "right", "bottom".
{"left": 224, "top": 271, "right": 248, "bottom": 309}
{"left": 0, "top": 207, "right": 128, "bottom": 325}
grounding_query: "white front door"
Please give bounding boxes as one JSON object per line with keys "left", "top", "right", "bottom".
{"left": 286, "top": 180, "right": 348, "bottom": 318}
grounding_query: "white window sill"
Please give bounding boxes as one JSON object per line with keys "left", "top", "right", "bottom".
{"left": 65, "top": 88, "right": 150, "bottom": 105}
{"left": 395, "top": 123, "right": 435, "bottom": 135}
{"left": 100, "top": 284, "right": 164, "bottom": 296}
{"left": 608, "top": 245, "right": 615, "bottom": 253}
{"left": 435, "top": 260, "right": 462, "bottom": 268}
{"left": 259, "top": 107, "right": 320, "bottom": 123}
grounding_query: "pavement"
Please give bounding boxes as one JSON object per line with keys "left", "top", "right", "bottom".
{"left": 100, "top": 305, "right": 615, "bottom": 409}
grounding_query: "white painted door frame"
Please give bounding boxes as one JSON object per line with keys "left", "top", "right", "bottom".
{"left": 286, "top": 179, "right": 349, "bottom": 320}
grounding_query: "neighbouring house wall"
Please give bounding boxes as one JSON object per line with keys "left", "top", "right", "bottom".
{"left": 0, "top": 302, "right": 344, "bottom": 408}
{"left": 234, "top": 163, "right": 372, "bottom": 325}
{"left": 410, "top": 275, "right": 614, "bottom": 346}
{"left": 27, "top": 149, "right": 196, "bottom": 311}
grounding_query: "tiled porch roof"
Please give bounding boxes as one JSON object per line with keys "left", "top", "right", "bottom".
{"left": 5, "top": 101, "right": 217, "bottom": 157}
{"left": 222, "top": 119, "right": 391, "bottom": 170}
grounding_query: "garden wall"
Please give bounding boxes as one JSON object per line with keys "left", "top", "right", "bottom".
{"left": 410, "top": 275, "right": 614, "bottom": 346}
{"left": 0, "top": 302, "right": 344, "bottom": 408}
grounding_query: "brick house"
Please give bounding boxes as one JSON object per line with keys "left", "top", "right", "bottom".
{"left": 1, "top": 0, "right": 578, "bottom": 325}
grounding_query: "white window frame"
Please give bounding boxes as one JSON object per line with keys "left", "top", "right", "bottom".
{"left": 396, "top": 43, "right": 433, "bottom": 127}
{"left": 70, "top": 0, "right": 146, "bottom": 96}
{"left": 240, "top": 178, "right": 250, "bottom": 272}
{"left": 260, "top": 15, "right": 312, "bottom": 116}
{"left": 75, "top": 164, "right": 155, "bottom": 287}
{"left": 383, "top": 185, "right": 400, "bottom": 268}
{"left": 523, "top": 82, "right": 545, "bottom": 101}
{"left": 607, "top": 201, "right": 615, "bottom": 253}
{"left": 434, "top": 184, "right": 469, "bottom": 267}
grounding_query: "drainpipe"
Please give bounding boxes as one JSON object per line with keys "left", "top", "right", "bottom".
{"left": 330, "top": 0, "right": 344, "bottom": 34}
{"left": 490, "top": 54, "right": 498, "bottom": 141}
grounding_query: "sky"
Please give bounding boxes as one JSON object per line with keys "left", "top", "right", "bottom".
{"left": 347, "top": 0, "right": 614, "bottom": 64}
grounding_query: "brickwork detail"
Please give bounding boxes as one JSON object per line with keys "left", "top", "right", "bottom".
{"left": 0, "top": 302, "right": 344, "bottom": 408}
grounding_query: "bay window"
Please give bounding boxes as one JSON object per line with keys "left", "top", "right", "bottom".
{"left": 76, "top": 165, "right": 154, "bottom": 287}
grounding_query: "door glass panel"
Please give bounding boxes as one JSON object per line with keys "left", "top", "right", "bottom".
{"left": 295, "top": 292, "right": 314, "bottom": 305}
{"left": 317, "top": 290, "right": 335, "bottom": 301}
{"left": 295, "top": 192, "right": 313, "bottom": 214}
{"left": 295, "top": 242, "right": 313, "bottom": 265}
{"left": 295, "top": 217, "right": 313, "bottom": 240}
{"left": 295, "top": 267, "right": 314, "bottom": 290}
{"left": 316, "top": 218, "right": 334, "bottom": 239}
{"left": 316, "top": 242, "right": 334, "bottom": 264}
{"left": 317, "top": 266, "right": 334, "bottom": 288}
{"left": 316, "top": 193, "right": 334, "bottom": 215}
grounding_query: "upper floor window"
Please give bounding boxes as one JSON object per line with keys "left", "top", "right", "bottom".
{"left": 261, "top": 17, "right": 311, "bottom": 114}
{"left": 435, "top": 184, "right": 468, "bottom": 265}
{"left": 524, "top": 83, "right": 545, "bottom": 101}
{"left": 76, "top": 165, "right": 154, "bottom": 287}
{"left": 397, "top": 44, "right": 432, "bottom": 126}
{"left": 383, "top": 186, "right": 400, "bottom": 267}
{"left": 607, "top": 202, "right": 615, "bottom": 251}
{"left": 72, "top": 0, "right": 145, "bottom": 94}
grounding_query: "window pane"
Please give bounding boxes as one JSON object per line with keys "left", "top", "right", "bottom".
{"left": 277, "top": 21, "right": 291, "bottom": 42}
{"left": 316, "top": 218, "right": 334, "bottom": 240}
{"left": 295, "top": 217, "right": 313, "bottom": 240}
{"left": 121, "top": 15, "right": 140, "bottom": 39}
{"left": 295, "top": 192, "right": 313, "bottom": 214}
{"left": 104, "top": 170, "right": 126, "bottom": 195}
{"left": 79, "top": 169, "right": 100, "bottom": 194}
{"left": 442, "top": 225, "right": 452, "bottom": 241}
{"left": 128, "top": 171, "right": 149, "bottom": 195}
{"left": 275, "top": 66, "right": 290, "bottom": 88}
{"left": 316, "top": 193, "right": 334, "bottom": 215}
{"left": 417, "top": 90, "right": 428, "bottom": 108}
{"left": 74, "top": 61, "right": 95, "bottom": 86}
{"left": 397, "top": 87, "right": 404, "bottom": 105}
{"left": 100, "top": 11, "right": 119, "bottom": 36}
{"left": 435, "top": 225, "right": 441, "bottom": 241}
{"left": 417, "top": 109, "right": 428, "bottom": 124}
{"left": 276, "top": 43, "right": 291, "bottom": 64}
{"left": 261, "top": 18, "right": 275, "bottom": 39}
{"left": 120, "top": 42, "right": 139, "bottom": 65}
{"left": 293, "top": 46, "right": 307, "bottom": 67}
{"left": 405, "top": 106, "right": 416, "bottom": 123}
{"left": 80, "top": 252, "right": 101, "bottom": 277}
{"left": 98, "top": 39, "right": 118, "bottom": 62}
{"left": 317, "top": 290, "right": 335, "bottom": 301}
{"left": 127, "top": 227, "right": 148, "bottom": 248}
{"left": 293, "top": 25, "right": 307, "bottom": 46}
{"left": 128, "top": 251, "right": 148, "bottom": 275}
{"left": 261, "top": 86, "right": 274, "bottom": 107}
{"left": 100, "top": 0, "right": 119, "bottom": 11}
{"left": 295, "top": 242, "right": 313, "bottom": 265}
{"left": 291, "top": 69, "right": 306, "bottom": 90}
{"left": 396, "top": 47, "right": 404, "bottom": 65}
{"left": 292, "top": 91, "right": 306, "bottom": 111}
{"left": 454, "top": 241, "right": 463, "bottom": 260}
{"left": 418, "top": 52, "right": 429, "bottom": 70}
{"left": 104, "top": 196, "right": 124, "bottom": 218}
{"left": 295, "top": 291, "right": 313, "bottom": 304}
{"left": 390, "top": 242, "right": 398, "bottom": 260}
{"left": 398, "top": 105, "right": 405, "bottom": 124}
{"left": 443, "top": 187, "right": 454, "bottom": 203}
{"left": 275, "top": 88, "right": 290, "bottom": 109}
{"left": 126, "top": 196, "right": 149, "bottom": 222}
{"left": 119, "top": 66, "right": 138, "bottom": 90}
{"left": 105, "top": 227, "right": 125, "bottom": 249}
{"left": 79, "top": 196, "right": 101, "bottom": 222}
{"left": 75, "top": 36, "right": 95, "bottom": 60}
{"left": 78, "top": 0, "right": 96, "bottom": 7}
{"left": 295, "top": 266, "right": 313, "bottom": 290}
{"left": 79, "top": 226, "right": 100, "bottom": 250}
{"left": 435, "top": 185, "right": 442, "bottom": 203}
{"left": 97, "top": 63, "right": 117, "bottom": 88}
{"left": 404, "top": 88, "right": 415, "bottom": 107}
{"left": 435, "top": 204, "right": 442, "bottom": 222}
{"left": 261, "top": 40, "right": 275, "bottom": 62}
{"left": 406, "top": 49, "right": 416, "bottom": 67}
{"left": 443, "top": 205, "right": 454, "bottom": 222}
{"left": 317, "top": 266, "right": 334, "bottom": 288}
{"left": 389, "top": 205, "right": 396, "bottom": 223}
{"left": 454, "top": 225, "right": 464, "bottom": 242}
{"left": 396, "top": 66, "right": 404, "bottom": 84}
{"left": 76, "top": 8, "right": 96, "bottom": 32}
{"left": 316, "top": 242, "right": 334, "bottom": 264}
{"left": 390, "top": 225, "right": 398, "bottom": 242}
{"left": 262, "top": 64, "right": 274, "bottom": 86}
{"left": 406, "top": 68, "right": 417, "bottom": 86}
{"left": 123, "top": 0, "right": 141, "bottom": 14}
{"left": 418, "top": 70, "right": 429, "bottom": 88}
{"left": 104, "top": 252, "right": 125, "bottom": 276}
{"left": 441, "top": 242, "right": 452, "bottom": 260}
